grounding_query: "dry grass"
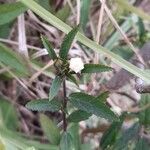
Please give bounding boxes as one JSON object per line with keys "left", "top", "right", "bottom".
{"left": 0, "top": 0, "right": 150, "bottom": 148}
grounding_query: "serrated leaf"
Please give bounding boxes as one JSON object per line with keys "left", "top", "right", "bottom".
{"left": 39, "top": 114, "right": 60, "bottom": 145}
{"left": 114, "top": 123, "right": 140, "bottom": 150}
{"left": 69, "top": 93, "right": 118, "bottom": 122}
{"left": 80, "top": 0, "right": 90, "bottom": 31}
{"left": 49, "top": 76, "right": 63, "bottom": 101}
{"left": 95, "top": 91, "right": 109, "bottom": 103}
{"left": 0, "top": 2, "right": 27, "bottom": 25}
{"left": 41, "top": 36, "right": 57, "bottom": 60}
{"left": 60, "top": 132, "right": 75, "bottom": 150}
{"left": 134, "top": 138, "right": 150, "bottom": 150}
{"left": 100, "top": 121, "right": 122, "bottom": 149}
{"left": 19, "top": 0, "right": 150, "bottom": 84}
{"left": 59, "top": 26, "right": 79, "bottom": 60}
{"left": 26, "top": 99, "right": 61, "bottom": 112}
{"left": 67, "top": 73, "right": 78, "bottom": 86}
{"left": 0, "top": 43, "right": 29, "bottom": 75}
{"left": 68, "top": 110, "right": 91, "bottom": 123}
{"left": 139, "top": 94, "right": 150, "bottom": 126}
{"left": 81, "top": 64, "right": 112, "bottom": 73}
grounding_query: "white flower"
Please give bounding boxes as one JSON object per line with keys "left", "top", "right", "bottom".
{"left": 69, "top": 57, "right": 84, "bottom": 73}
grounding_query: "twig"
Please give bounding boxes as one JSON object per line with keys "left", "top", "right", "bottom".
{"left": 0, "top": 38, "right": 42, "bottom": 51}
{"left": 0, "top": 62, "right": 37, "bottom": 98}
{"left": 99, "top": 0, "right": 144, "bottom": 64}
{"left": 66, "top": 0, "right": 76, "bottom": 16}
{"left": 18, "top": 14, "right": 28, "bottom": 57}
{"left": 95, "top": 0, "right": 105, "bottom": 63}
{"left": 116, "top": 91, "right": 137, "bottom": 103}
{"left": 29, "top": 60, "right": 53, "bottom": 83}
{"left": 76, "top": 0, "right": 80, "bottom": 25}
{"left": 128, "top": 103, "right": 150, "bottom": 113}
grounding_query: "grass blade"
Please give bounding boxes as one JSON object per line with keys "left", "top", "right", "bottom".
{"left": 0, "top": 43, "right": 29, "bottom": 75}
{"left": 80, "top": 0, "right": 91, "bottom": 30}
{"left": 0, "top": 2, "right": 27, "bottom": 25}
{"left": 20, "top": 0, "right": 150, "bottom": 83}
{"left": 39, "top": 114, "right": 60, "bottom": 145}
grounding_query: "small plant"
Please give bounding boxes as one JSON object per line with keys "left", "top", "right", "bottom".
{"left": 26, "top": 26, "right": 117, "bottom": 149}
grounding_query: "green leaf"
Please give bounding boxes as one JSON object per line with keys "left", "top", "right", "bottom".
{"left": 81, "top": 64, "right": 112, "bottom": 73}
{"left": 60, "top": 132, "right": 74, "bottom": 150}
{"left": 41, "top": 36, "right": 57, "bottom": 60}
{"left": 0, "top": 43, "right": 29, "bottom": 75}
{"left": 20, "top": 0, "right": 150, "bottom": 83}
{"left": 139, "top": 94, "right": 150, "bottom": 126}
{"left": 68, "top": 110, "right": 91, "bottom": 123}
{"left": 114, "top": 123, "right": 140, "bottom": 150}
{"left": 69, "top": 92, "right": 118, "bottom": 122}
{"left": 0, "top": 126, "right": 58, "bottom": 150}
{"left": 39, "top": 114, "right": 60, "bottom": 145}
{"left": 49, "top": 76, "right": 63, "bottom": 101}
{"left": 26, "top": 99, "right": 61, "bottom": 112}
{"left": 0, "top": 2, "right": 27, "bottom": 25}
{"left": 59, "top": 26, "right": 79, "bottom": 60}
{"left": 0, "top": 97, "right": 19, "bottom": 130}
{"left": 80, "top": 0, "right": 90, "bottom": 31}
{"left": 100, "top": 121, "right": 122, "bottom": 149}
{"left": 95, "top": 91, "right": 109, "bottom": 103}
{"left": 134, "top": 138, "right": 150, "bottom": 150}
{"left": 67, "top": 74, "right": 78, "bottom": 86}
{"left": 68, "top": 124, "right": 81, "bottom": 150}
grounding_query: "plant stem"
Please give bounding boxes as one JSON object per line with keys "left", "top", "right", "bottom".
{"left": 62, "top": 79, "right": 67, "bottom": 131}
{"left": 20, "top": 0, "right": 150, "bottom": 83}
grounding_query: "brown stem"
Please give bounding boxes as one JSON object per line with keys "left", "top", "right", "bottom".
{"left": 62, "top": 79, "right": 67, "bottom": 131}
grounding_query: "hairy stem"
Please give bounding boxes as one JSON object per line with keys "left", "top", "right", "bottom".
{"left": 62, "top": 79, "right": 67, "bottom": 131}
{"left": 20, "top": 0, "right": 150, "bottom": 83}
